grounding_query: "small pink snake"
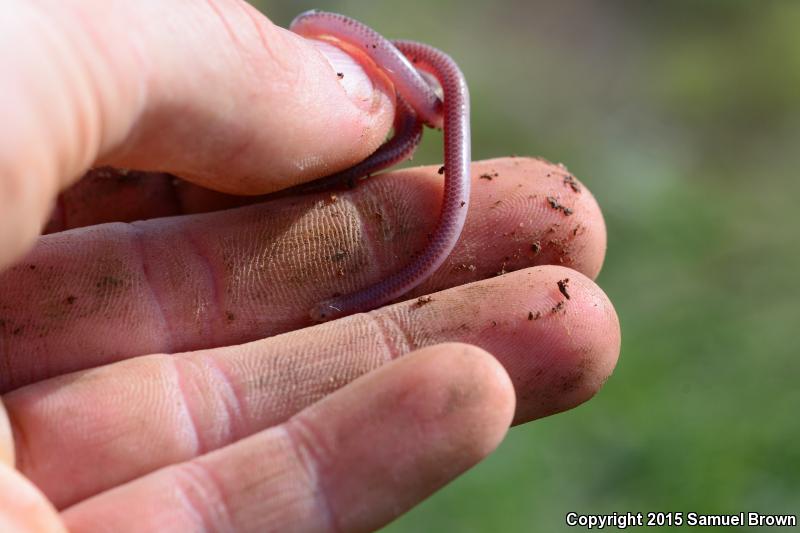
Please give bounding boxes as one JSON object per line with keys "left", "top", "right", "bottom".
{"left": 290, "top": 10, "right": 471, "bottom": 321}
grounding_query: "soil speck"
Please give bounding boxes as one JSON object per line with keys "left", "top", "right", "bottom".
{"left": 563, "top": 174, "right": 581, "bottom": 193}
{"left": 416, "top": 296, "right": 434, "bottom": 307}
{"left": 557, "top": 278, "right": 571, "bottom": 300}
{"left": 546, "top": 196, "right": 574, "bottom": 216}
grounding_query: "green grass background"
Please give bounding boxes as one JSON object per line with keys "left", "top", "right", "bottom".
{"left": 254, "top": 1, "right": 800, "bottom": 531}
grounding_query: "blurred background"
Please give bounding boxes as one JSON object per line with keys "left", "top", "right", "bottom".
{"left": 256, "top": 1, "right": 800, "bottom": 530}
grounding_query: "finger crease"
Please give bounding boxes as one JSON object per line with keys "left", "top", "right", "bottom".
{"left": 170, "top": 357, "right": 207, "bottom": 456}
{"left": 284, "top": 417, "right": 341, "bottom": 533}
{"left": 240, "top": 1, "right": 272, "bottom": 54}
{"left": 129, "top": 222, "right": 175, "bottom": 353}
{"left": 203, "top": 0, "right": 243, "bottom": 49}
{"left": 181, "top": 228, "right": 224, "bottom": 346}
{"left": 171, "top": 460, "right": 236, "bottom": 532}
{"left": 363, "top": 312, "right": 415, "bottom": 362}
{"left": 177, "top": 352, "right": 246, "bottom": 446}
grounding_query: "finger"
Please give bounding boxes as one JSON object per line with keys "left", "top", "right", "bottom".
{"left": 43, "top": 167, "right": 295, "bottom": 235}
{"left": 1, "top": 0, "right": 394, "bottom": 269}
{"left": 0, "top": 157, "right": 605, "bottom": 389}
{"left": 0, "top": 463, "right": 65, "bottom": 533}
{"left": 43, "top": 169, "right": 180, "bottom": 235}
{"left": 8, "top": 267, "right": 619, "bottom": 508}
{"left": 43, "top": 168, "right": 256, "bottom": 235}
{"left": 42, "top": 168, "right": 295, "bottom": 235}
{"left": 62, "top": 343, "right": 514, "bottom": 533}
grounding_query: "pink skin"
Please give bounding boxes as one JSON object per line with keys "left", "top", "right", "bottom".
{"left": 272, "top": 96, "right": 423, "bottom": 196}
{"left": 0, "top": 1, "right": 622, "bottom": 529}
{"left": 290, "top": 10, "right": 471, "bottom": 321}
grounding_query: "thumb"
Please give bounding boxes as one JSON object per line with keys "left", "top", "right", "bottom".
{"left": 0, "top": 401, "right": 65, "bottom": 532}
{"left": 0, "top": 0, "right": 394, "bottom": 268}
{"left": 0, "top": 468, "right": 65, "bottom": 532}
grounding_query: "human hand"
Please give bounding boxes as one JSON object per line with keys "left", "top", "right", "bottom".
{"left": 0, "top": 1, "right": 620, "bottom": 531}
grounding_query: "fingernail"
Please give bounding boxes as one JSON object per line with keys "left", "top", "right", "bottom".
{"left": 312, "top": 40, "right": 379, "bottom": 111}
